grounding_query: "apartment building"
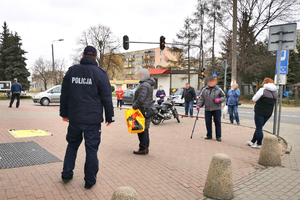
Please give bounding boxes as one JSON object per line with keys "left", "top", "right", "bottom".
{"left": 120, "top": 47, "right": 176, "bottom": 79}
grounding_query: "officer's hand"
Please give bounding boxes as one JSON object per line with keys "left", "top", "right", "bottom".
{"left": 105, "top": 122, "right": 112, "bottom": 127}
{"left": 62, "top": 117, "right": 69, "bottom": 122}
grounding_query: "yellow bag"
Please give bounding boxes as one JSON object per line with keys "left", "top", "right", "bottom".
{"left": 124, "top": 108, "right": 145, "bottom": 134}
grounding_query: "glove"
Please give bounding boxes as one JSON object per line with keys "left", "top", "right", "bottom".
{"left": 214, "top": 98, "right": 221, "bottom": 104}
{"left": 196, "top": 107, "right": 200, "bottom": 111}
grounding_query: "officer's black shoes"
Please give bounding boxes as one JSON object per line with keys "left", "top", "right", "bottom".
{"left": 84, "top": 183, "right": 95, "bottom": 189}
{"left": 133, "top": 147, "right": 149, "bottom": 155}
{"left": 62, "top": 175, "right": 73, "bottom": 183}
{"left": 205, "top": 137, "right": 212, "bottom": 140}
{"left": 8, "top": 106, "right": 12, "bottom": 108}
{"left": 216, "top": 138, "right": 222, "bottom": 142}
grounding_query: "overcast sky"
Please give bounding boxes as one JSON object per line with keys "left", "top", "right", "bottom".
{"left": 1, "top": 0, "right": 299, "bottom": 73}
{"left": 1, "top": 0, "right": 200, "bottom": 71}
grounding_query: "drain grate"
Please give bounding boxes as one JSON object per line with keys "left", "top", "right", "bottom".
{"left": 0, "top": 141, "right": 61, "bottom": 169}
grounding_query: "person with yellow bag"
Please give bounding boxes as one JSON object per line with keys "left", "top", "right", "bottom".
{"left": 132, "top": 69, "right": 156, "bottom": 155}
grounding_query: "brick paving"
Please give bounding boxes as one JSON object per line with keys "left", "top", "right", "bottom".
{"left": 0, "top": 100, "right": 265, "bottom": 200}
{"left": 0, "top": 100, "right": 297, "bottom": 200}
{"left": 219, "top": 114, "right": 300, "bottom": 200}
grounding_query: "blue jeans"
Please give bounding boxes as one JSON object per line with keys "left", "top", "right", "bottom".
{"left": 62, "top": 122, "right": 101, "bottom": 186}
{"left": 205, "top": 110, "right": 222, "bottom": 139}
{"left": 228, "top": 105, "right": 240, "bottom": 123}
{"left": 185, "top": 101, "right": 194, "bottom": 116}
{"left": 137, "top": 128, "right": 149, "bottom": 151}
{"left": 251, "top": 114, "right": 271, "bottom": 145}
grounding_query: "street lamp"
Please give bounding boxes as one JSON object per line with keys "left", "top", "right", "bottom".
{"left": 52, "top": 39, "right": 64, "bottom": 86}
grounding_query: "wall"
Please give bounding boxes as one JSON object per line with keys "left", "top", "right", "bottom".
{"left": 154, "top": 47, "right": 176, "bottom": 68}
{"left": 150, "top": 74, "right": 171, "bottom": 96}
{"left": 171, "top": 74, "right": 199, "bottom": 91}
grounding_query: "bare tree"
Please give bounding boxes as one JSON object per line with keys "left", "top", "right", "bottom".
{"left": 74, "top": 24, "right": 122, "bottom": 78}
{"left": 32, "top": 57, "right": 52, "bottom": 90}
{"left": 54, "top": 59, "right": 67, "bottom": 84}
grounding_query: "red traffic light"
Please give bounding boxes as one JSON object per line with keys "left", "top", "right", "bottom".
{"left": 160, "top": 36, "right": 166, "bottom": 50}
{"left": 201, "top": 72, "right": 205, "bottom": 76}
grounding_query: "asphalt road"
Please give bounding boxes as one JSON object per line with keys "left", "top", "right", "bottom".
{"left": 115, "top": 100, "right": 300, "bottom": 125}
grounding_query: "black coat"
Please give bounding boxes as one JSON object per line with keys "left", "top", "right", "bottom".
{"left": 132, "top": 78, "right": 156, "bottom": 129}
{"left": 60, "top": 57, "right": 114, "bottom": 124}
{"left": 182, "top": 87, "right": 196, "bottom": 102}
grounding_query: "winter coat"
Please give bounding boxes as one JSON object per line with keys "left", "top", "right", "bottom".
{"left": 11, "top": 82, "right": 22, "bottom": 94}
{"left": 197, "top": 85, "right": 226, "bottom": 111}
{"left": 253, "top": 83, "right": 278, "bottom": 117}
{"left": 156, "top": 90, "right": 166, "bottom": 104}
{"left": 182, "top": 87, "right": 196, "bottom": 102}
{"left": 60, "top": 57, "right": 115, "bottom": 124}
{"left": 132, "top": 78, "right": 156, "bottom": 129}
{"left": 116, "top": 89, "right": 124, "bottom": 100}
{"left": 226, "top": 89, "right": 241, "bottom": 106}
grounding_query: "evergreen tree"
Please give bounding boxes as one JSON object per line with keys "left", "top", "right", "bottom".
{"left": 168, "top": 17, "right": 198, "bottom": 83}
{"left": 288, "top": 40, "right": 300, "bottom": 86}
{"left": 0, "top": 22, "right": 30, "bottom": 90}
{"left": 4, "top": 32, "right": 30, "bottom": 90}
{"left": 0, "top": 21, "right": 11, "bottom": 80}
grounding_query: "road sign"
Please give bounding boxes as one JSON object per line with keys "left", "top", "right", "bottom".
{"left": 274, "top": 74, "right": 287, "bottom": 85}
{"left": 221, "top": 59, "right": 228, "bottom": 70}
{"left": 268, "top": 23, "right": 297, "bottom": 51}
{"left": 212, "top": 71, "right": 217, "bottom": 78}
{"left": 35, "top": 83, "right": 38, "bottom": 87}
{"left": 276, "top": 50, "right": 289, "bottom": 75}
{"left": 0, "top": 81, "right": 11, "bottom": 91}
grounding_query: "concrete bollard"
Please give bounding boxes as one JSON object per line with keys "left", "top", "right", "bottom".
{"left": 203, "top": 153, "right": 234, "bottom": 200}
{"left": 111, "top": 186, "right": 139, "bottom": 200}
{"left": 258, "top": 134, "right": 281, "bottom": 167}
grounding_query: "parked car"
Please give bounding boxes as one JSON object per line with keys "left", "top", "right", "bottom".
{"left": 122, "top": 89, "right": 136, "bottom": 105}
{"left": 32, "top": 85, "right": 61, "bottom": 106}
{"left": 169, "top": 89, "right": 200, "bottom": 106}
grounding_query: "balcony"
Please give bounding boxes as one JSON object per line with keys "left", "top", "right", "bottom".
{"left": 143, "top": 52, "right": 155, "bottom": 60}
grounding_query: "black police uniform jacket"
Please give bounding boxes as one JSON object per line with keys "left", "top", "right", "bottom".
{"left": 60, "top": 57, "right": 114, "bottom": 124}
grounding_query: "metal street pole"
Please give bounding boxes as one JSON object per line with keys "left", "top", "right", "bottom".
{"left": 52, "top": 43, "right": 55, "bottom": 86}
{"left": 231, "top": 0, "right": 237, "bottom": 84}
{"left": 277, "top": 85, "right": 283, "bottom": 137}
{"left": 51, "top": 39, "right": 64, "bottom": 86}
{"left": 224, "top": 60, "right": 227, "bottom": 93}
{"left": 273, "top": 27, "right": 283, "bottom": 135}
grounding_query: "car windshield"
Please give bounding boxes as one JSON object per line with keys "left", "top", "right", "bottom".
{"left": 196, "top": 90, "right": 201, "bottom": 95}
{"left": 173, "top": 90, "right": 182, "bottom": 95}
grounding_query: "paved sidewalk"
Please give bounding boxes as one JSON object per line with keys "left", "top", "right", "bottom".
{"left": 215, "top": 113, "right": 300, "bottom": 200}
{"left": 0, "top": 100, "right": 265, "bottom": 200}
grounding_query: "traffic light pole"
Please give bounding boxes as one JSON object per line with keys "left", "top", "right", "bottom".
{"left": 124, "top": 40, "right": 205, "bottom": 69}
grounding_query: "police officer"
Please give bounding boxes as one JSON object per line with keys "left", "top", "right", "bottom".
{"left": 60, "top": 46, "right": 114, "bottom": 189}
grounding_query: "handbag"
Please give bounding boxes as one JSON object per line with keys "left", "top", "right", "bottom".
{"left": 232, "top": 90, "right": 241, "bottom": 106}
{"left": 143, "top": 102, "right": 158, "bottom": 118}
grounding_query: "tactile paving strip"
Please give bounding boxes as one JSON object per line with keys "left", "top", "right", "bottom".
{"left": 0, "top": 141, "right": 61, "bottom": 169}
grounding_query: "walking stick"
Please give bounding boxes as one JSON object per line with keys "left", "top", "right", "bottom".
{"left": 190, "top": 110, "right": 200, "bottom": 139}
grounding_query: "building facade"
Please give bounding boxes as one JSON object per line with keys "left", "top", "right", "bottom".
{"left": 120, "top": 47, "right": 176, "bottom": 79}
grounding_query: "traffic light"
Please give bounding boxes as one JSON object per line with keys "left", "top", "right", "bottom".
{"left": 123, "top": 35, "right": 129, "bottom": 50}
{"left": 199, "top": 67, "right": 206, "bottom": 80}
{"left": 160, "top": 36, "right": 166, "bottom": 50}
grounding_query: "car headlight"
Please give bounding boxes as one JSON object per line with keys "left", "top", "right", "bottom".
{"left": 35, "top": 95, "right": 40, "bottom": 98}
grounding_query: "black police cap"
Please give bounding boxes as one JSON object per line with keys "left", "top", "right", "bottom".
{"left": 83, "top": 46, "right": 97, "bottom": 56}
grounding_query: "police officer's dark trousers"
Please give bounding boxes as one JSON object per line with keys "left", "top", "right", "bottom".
{"left": 62, "top": 122, "right": 101, "bottom": 186}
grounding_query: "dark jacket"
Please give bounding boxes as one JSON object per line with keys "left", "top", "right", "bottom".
{"left": 60, "top": 57, "right": 114, "bottom": 124}
{"left": 132, "top": 78, "right": 156, "bottom": 129}
{"left": 11, "top": 82, "right": 22, "bottom": 94}
{"left": 156, "top": 90, "right": 166, "bottom": 104}
{"left": 197, "top": 85, "right": 226, "bottom": 111}
{"left": 182, "top": 86, "right": 196, "bottom": 102}
{"left": 226, "top": 89, "right": 241, "bottom": 106}
{"left": 252, "top": 83, "right": 278, "bottom": 117}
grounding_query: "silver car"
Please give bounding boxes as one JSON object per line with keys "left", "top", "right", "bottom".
{"left": 32, "top": 85, "right": 61, "bottom": 106}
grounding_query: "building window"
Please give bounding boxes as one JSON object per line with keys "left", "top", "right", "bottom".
{"left": 160, "top": 50, "right": 163, "bottom": 55}
{"left": 160, "top": 58, "right": 163, "bottom": 63}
